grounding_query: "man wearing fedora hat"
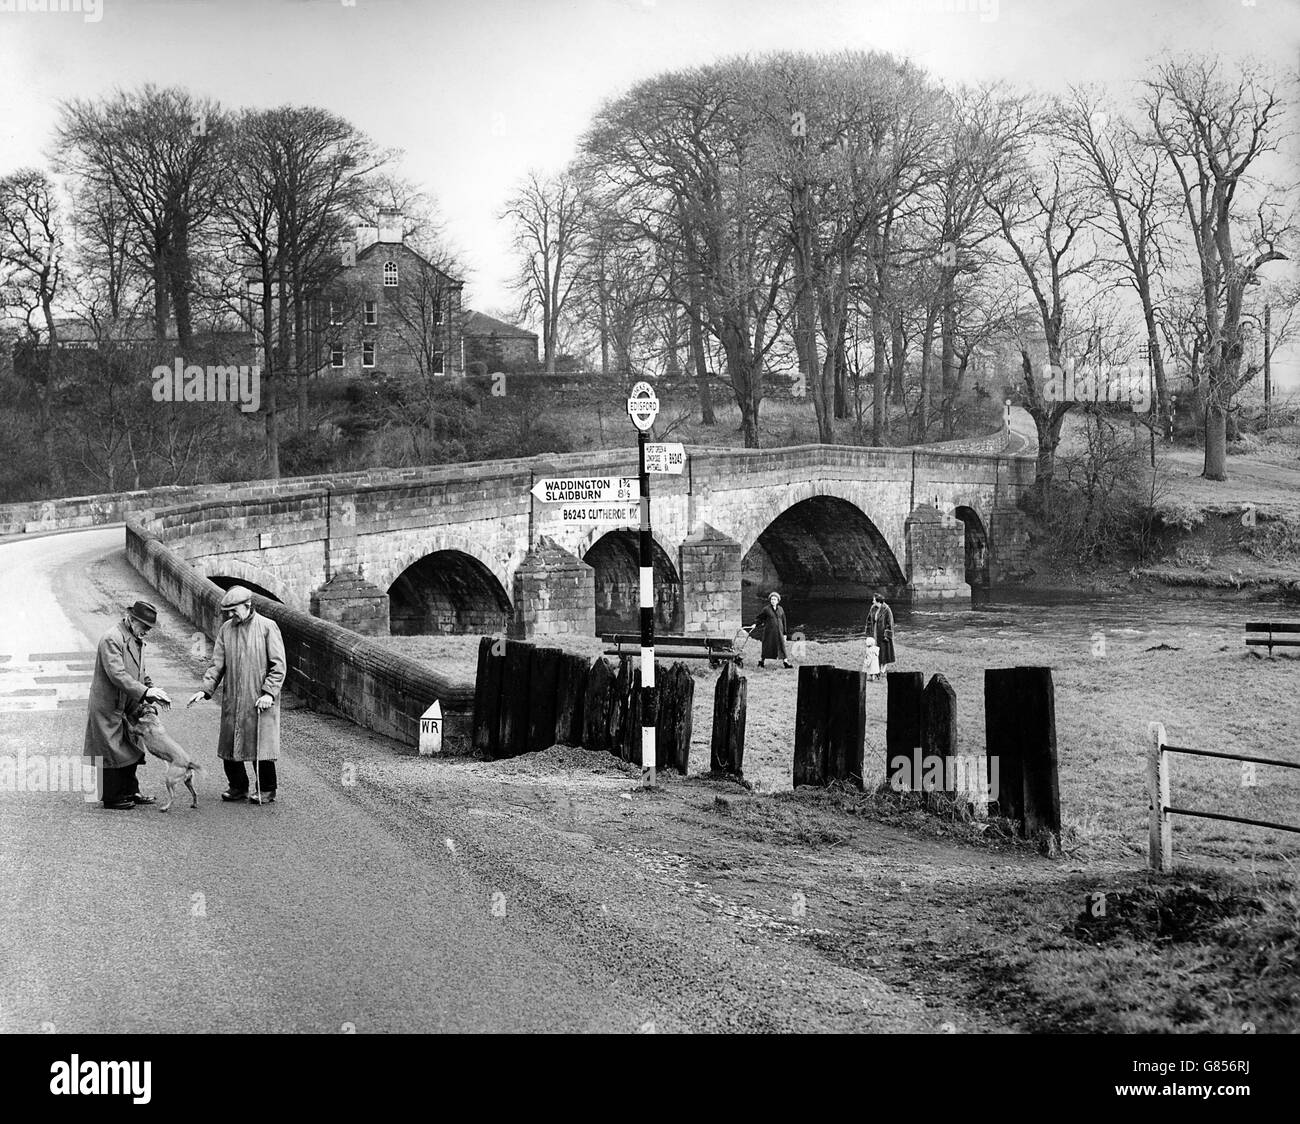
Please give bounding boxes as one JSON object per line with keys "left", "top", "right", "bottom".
{"left": 187, "top": 585, "right": 285, "bottom": 804}
{"left": 83, "top": 601, "right": 172, "bottom": 809}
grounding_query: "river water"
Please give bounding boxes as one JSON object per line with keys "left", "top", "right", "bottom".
{"left": 739, "top": 585, "right": 1297, "bottom": 647}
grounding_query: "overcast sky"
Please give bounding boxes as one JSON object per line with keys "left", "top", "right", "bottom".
{"left": 1, "top": 0, "right": 1298, "bottom": 371}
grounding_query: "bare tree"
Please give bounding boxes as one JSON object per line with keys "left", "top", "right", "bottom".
{"left": 0, "top": 170, "right": 67, "bottom": 492}
{"left": 1142, "top": 56, "right": 1291, "bottom": 480}
{"left": 504, "top": 170, "right": 585, "bottom": 375}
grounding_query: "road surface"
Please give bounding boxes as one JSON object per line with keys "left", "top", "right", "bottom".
{"left": 0, "top": 527, "right": 946, "bottom": 1033}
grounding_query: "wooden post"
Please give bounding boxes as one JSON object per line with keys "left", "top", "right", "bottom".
{"left": 1147, "top": 721, "right": 1172, "bottom": 872}
{"left": 626, "top": 665, "right": 643, "bottom": 765}
{"left": 657, "top": 661, "right": 694, "bottom": 775}
{"left": 526, "top": 646, "right": 561, "bottom": 753}
{"left": 793, "top": 665, "right": 831, "bottom": 787}
{"left": 710, "top": 662, "right": 736, "bottom": 774}
{"left": 472, "top": 636, "right": 504, "bottom": 758}
{"left": 886, "top": 671, "right": 925, "bottom": 789}
{"left": 826, "top": 667, "right": 867, "bottom": 788}
{"left": 922, "top": 673, "right": 957, "bottom": 809}
{"left": 498, "top": 639, "right": 533, "bottom": 758}
{"left": 710, "top": 662, "right": 746, "bottom": 777}
{"left": 1017, "top": 666, "right": 1061, "bottom": 841}
{"left": 726, "top": 674, "right": 747, "bottom": 777}
{"left": 983, "top": 667, "right": 1023, "bottom": 822}
{"left": 610, "top": 656, "right": 633, "bottom": 761}
{"left": 582, "top": 657, "right": 615, "bottom": 755}
{"left": 554, "top": 652, "right": 590, "bottom": 747}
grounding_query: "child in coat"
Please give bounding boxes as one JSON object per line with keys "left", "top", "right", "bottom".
{"left": 862, "top": 636, "right": 881, "bottom": 681}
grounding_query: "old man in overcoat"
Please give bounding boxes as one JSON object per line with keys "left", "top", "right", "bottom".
{"left": 187, "top": 585, "right": 286, "bottom": 804}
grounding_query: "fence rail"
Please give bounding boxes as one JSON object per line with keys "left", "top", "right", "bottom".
{"left": 1147, "top": 721, "right": 1300, "bottom": 871}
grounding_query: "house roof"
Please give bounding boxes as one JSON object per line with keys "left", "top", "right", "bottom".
{"left": 463, "top": 310, "right": 537, "bottom": 339}
{"left": 356, "top": 240, "right": 463, "bottom": 286}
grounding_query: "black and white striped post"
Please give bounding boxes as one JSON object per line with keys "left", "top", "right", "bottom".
{"left": 627, "top": 381, "right": 660, "bottom": 788}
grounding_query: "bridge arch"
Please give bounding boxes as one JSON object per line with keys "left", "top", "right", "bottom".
{"left": 741, "top": 493, "right": 905, "bottom": 601}
{"left": 954, "top": 505, "right": 989, "bottom": 588}
{"left": 203, "top": 566, "right": 288, "bottom": 603}
{"left": 577, "top": 528, "right": 682, "bottom": 635}
{"left": 386, "top": 550, "right": 512, "bottom": 636}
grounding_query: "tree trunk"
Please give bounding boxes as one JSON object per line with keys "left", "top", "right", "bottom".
{"left": 915, "top": 305, "right": 938, "bottom": 442}
{"left": 152, "top": 249, "right": 170, "bottom": 342}
{"left": 688, "top": 303, "right": 716, "bottom": 425}
{"left": 260, "top": 267, "right": 279, "bottom": 479}
{"left": 940, "top": 297, "right": 957, "bottom": 440}
{"left": 1203, "top": 398, "right": 1227, "bottom": 480}
{"left": 169, "top": 214, "right": 194, "bottom": 352}
{"left": 871, "top": 303, "right": 886, "bottom": 446}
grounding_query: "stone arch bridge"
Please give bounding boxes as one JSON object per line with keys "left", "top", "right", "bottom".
{"left": 134, "top": 445, "right": 1033, "bottom": 641}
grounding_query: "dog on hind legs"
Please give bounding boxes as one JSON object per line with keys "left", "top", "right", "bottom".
{"left": 129, "top": 700, "right": 202, "bottom": 812}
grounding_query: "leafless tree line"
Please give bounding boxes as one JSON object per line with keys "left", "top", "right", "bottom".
{"left": 504, "top": 51, "right": 1297, "bottom": 487}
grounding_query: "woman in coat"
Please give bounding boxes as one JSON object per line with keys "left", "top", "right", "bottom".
{"left": 867, "top": 593, "right": 896, "bottom": 669}
{"left": 187, "top": 586, "right": 286, "bottom": 804}
{"left": 83, "top": 600, "right": 171, "bottom": 809}
{"left": 753, "top": 591, "right": 793, "bottom": 669}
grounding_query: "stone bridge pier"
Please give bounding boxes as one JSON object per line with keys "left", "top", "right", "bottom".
{"left": 136, "top": 445, "right": 1034, "bottom": 644}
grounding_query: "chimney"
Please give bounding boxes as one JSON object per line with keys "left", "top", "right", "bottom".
{"left": 377, "top": 209, "right": 404, "bottom": 245}
{"left": 354, "top": 224, "right": 379, "bottom": 252}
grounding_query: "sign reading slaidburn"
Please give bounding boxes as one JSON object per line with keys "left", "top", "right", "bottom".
{"left": 530, "top": 476, "right": 637, "bottom": 504}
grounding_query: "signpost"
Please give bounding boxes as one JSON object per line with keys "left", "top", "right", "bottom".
{"left": 530, "top": 476, "right": 637, "bottom": 504}
{"left": 418, "top": 700, "right": 442, "bottom": 756}
{"left": 552, "top": 502, "right": 640, "bottom": 525}
{"left": 627, "top": 381, "right": 660, "bottom": 788}
{"left": 643, "top": 442, "right": 686, "bottom": 475}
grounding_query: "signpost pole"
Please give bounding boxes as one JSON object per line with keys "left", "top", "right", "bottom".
{"left": 638, "top": 425, "right": 656, "bottom": 789}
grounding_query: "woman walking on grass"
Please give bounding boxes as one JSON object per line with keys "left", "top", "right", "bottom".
{"left": 753, "top": 591, "right": 793, "bottom": 669}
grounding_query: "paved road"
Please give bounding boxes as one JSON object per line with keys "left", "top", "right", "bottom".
{"left": 0, "top": 528, "right": 937, "bottom": 1033}
{"left": 0, "top": 528, "right": 642, "bottom": 1032}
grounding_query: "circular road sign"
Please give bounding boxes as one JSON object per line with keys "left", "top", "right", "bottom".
{"left": 627, "top": 381, "right": 660, "bottom": 432}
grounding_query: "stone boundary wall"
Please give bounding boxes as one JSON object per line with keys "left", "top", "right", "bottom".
{"left": 125, "top": 517, "right": 475, "bottom": 747}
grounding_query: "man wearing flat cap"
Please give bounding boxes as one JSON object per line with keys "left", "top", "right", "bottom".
{"left": 188, "top": 585, "right": 286, "bottom": 804}
{"left": 84, "top": 601, "right": 172, "bottom": 809}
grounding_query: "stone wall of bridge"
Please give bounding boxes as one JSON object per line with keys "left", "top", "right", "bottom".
{"left": 128, "top": 444, "right": 1036, "bottom": 641}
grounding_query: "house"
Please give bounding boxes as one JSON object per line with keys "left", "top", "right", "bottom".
{"left": 315, "top": 210, "right": 466, "bottom": 379}
{"left": 461, "top": 310, "right": 539, "bottom": 371}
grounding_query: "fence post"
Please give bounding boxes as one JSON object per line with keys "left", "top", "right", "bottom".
{"left": 1147, "top": 721, "right": 1172, "bottom": 872}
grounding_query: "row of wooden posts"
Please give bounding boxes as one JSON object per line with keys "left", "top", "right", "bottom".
{"left": 470, "top": 638, "right": 1061, "bottom": 839}
{"left": 793, "top": 664, "right": 1061, "bottom": 839}
{"left": 471, "top": 638, "right": 749, "bottom": 777}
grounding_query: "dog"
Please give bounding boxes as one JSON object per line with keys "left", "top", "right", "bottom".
{"left": 130, "top": 701, "right": 202, "bottom": 812}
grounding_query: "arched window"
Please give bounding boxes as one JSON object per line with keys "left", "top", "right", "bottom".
{"left": 383, "top": 261, "right": 398, "bottom": 287}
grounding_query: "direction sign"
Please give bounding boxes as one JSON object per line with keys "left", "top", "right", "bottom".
{"left": 552, "top": 502, "right": 641, "bottom": 526}
{"left": 530, "top": 476, "right": 637, "bottom": 504}
{"left": 644, "top": 442, "right": 685, "bottom": 474}
{"left": 627, "top": 380, "right": 659, "bottom": 431}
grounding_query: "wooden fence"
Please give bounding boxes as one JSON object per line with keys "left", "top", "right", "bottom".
{"left": 1147, "top": 721, "right": 1300, "bottom": 871}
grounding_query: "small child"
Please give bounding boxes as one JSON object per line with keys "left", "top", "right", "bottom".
{"left": 862, "top": 636, "right": 880, "bottom": 681}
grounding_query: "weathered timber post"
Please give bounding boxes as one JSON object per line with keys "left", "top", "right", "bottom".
{"left": 497, "top": 639, "right": 533, "bottom": 758}
{"left": 554, "top": 652, "right": 591, "bottom": 747}
{"left": 793, "top": 665, "right": 832, "bottom": 787}
{"left": 885, "top": 671, "right": 925, "bottom": 788}
{"left": 610, "top": 656, "right": 632, "bottom": 761}
{"left": 1147, "top": 721, "right": 1172, "bottom": 872}
{"left": 1017, "top": 666, "right": 1061, "bottom": 844}
{"left": 826, "top": 667, "right": 867, "bottom": 788}
{"left": 657, "top": 661, "right": 694, "bottom": 775}
{"left": 582, "top": 657, "right": 616, "bottom": 755}
{"left": 921, "top": 673, "right": 958, "bottom": 809}
{"left": 983, "top": 667, "right": 1023, "bottom": 822}
{"left": 526, "top": 646, "right": 561, "bottom": 753}
{"left": 472, "top": 636, "right": 504, "bottom": 758}
{"left": 710, "top": 662, "right": 747, "bottom": 777}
